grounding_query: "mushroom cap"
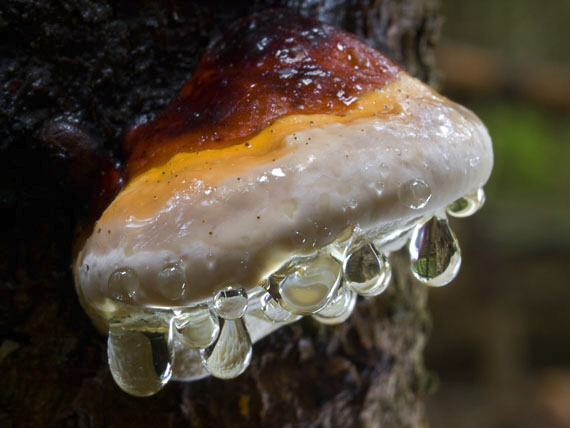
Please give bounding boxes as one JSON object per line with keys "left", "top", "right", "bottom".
{"left": 76, "top": 73, "right": 492, "bottom": 310}
{"left": 73, "top": 11, "right": 492, "bottom": 354}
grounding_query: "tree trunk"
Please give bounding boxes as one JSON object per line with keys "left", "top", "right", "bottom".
{"left": 0, "top": 1, "right": 440, "bottom": 426}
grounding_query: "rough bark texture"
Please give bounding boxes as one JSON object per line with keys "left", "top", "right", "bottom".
{"left": 0, "top": 1, "right": 440, "bottom": 426}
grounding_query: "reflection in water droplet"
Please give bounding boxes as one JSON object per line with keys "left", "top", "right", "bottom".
{"left": 213, "top": 287, "right": 248, "bottom": 320}
{"left": 200, "top": 317, "right": 252, "bottom": 379}
{"left": 328, "top": 226, "right": 355, "bottom": 262}
{"left": 276, "top": 253, "right": 341, "bottom": 315}
{"left": 108, "top": 268, "right": 139, "bottom": 301}
{"left": 260, "top": 292, "right": 300, "bottom": 323}
{"left": 343, "top": 243, "right": 391, "bottom": 296}
{"left": 312, "top": 284, "right": 357, "bottom": 325}
{"left": 108, "top": 318, "right": 174, "bottom": 397}
{"left": 158, "top": 263, "right": 186, "bottom": 300}
{"left": 446, "top": 188, "right": 486, "bottom": 218}
{"left": 174, "top": 306, "right": 220, "bottom": 349}
{"left": 398, "top": 179, "right": 432, "bottom": 209}
{"left": 409, "top": 215, "right": 462, "bottom": 286}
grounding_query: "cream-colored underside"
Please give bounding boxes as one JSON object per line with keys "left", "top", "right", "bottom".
{"left": 75, "top": 73, "right": 493, "bottom": 312}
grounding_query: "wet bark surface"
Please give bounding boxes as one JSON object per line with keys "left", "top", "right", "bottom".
{"left": 0, "top": 1, "right": 440, "bottom": 426}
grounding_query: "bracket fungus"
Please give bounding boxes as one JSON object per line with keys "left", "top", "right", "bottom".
{"left": 73, "top": 10, "right": 493, "bottom": 396}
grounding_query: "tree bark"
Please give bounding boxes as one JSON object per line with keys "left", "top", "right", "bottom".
{"left": 0, "top": 1, "right": 440, "bottom": 426}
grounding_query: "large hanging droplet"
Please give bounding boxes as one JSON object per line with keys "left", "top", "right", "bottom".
{"left": 276, "top": 252, "right": 341, "bottom": 315}
{"left": 200, "top": 317, "right": 252, "bottom": 379}
{"left": 446, "top": 188, "right": 486, "bottom": 218}
{"left": 398, "top": 178, "right": 432, "bottom": 209}
{"left": 107, "top": 318, "right": 174, "bottom": 397}
{"left": 312, "top": 284, "right": 357, "bottom": 325}
{"left": 260, "top": 292, "right": 300, "bottom": 323}
{"left": 409, "top": 215, "right": 462, "bottom": 286}
{"left": 213, "top": 287, "right": 248, "bottom": 320}
{"left": 174, "top": 306, "right": 220, "bottom": 349}
{"left": 343, "top": 243, "right": 391, "bottom": 296}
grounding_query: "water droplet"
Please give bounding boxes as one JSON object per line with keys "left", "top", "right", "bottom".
{"left": 290, "top": 231, "right": 307, "bottom": 248}
{"left": 343, "top": 243, "right": 391, "bottom": 296}
{"left": 328, "top": 226, "right": 355, "bottom": 261}
{"left": 276, "top": 253, "right": 341, "bottom": 315}
{"left": 200, "top": 317, "right": 252, "bottom": 379}
{"left": 409, "top": 215, "right": 462, "bottom": 286}
{"left": 330, "top": 242, "right": 348, "bottom": 262}
{"left": 213, "top": 287, "right": 248, "bottom": 320}
{"left": 372, "top": 180, "right": 385, "bottom": 196}
{"left": 260, "top": 292, "right": 300, "bottom": 323}
{"left": 158, "top": 263, "right": 186, "bottom": 300}
{"left": 469, "top": 156, "right": 480, "bottom": 167}
{"left": 108, "top": 318, "right": 174, "bottom": 397}
{"left": 108, "top": 268, "right": 139, "bottom": 301}
{"left": 398, "top": 179, "right": 432, "bottom": 209}
{"left": 446, "top": 188, "right": 486, "bottom": 218}
{"left": 312, "top": 285, "right": 357, "bottom": 325}
{"left": 174, "top": 306, "right": 220, "bottom": 349}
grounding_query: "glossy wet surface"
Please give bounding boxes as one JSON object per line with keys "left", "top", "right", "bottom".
{"left": 124, "top": 10, "right": 400, "bottom": 178}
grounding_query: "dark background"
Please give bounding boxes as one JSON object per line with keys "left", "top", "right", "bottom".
{"left": 426, "top": 1, "right": 570, "bottom": 427}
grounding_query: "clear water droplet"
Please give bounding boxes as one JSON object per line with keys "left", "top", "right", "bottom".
{"left": 290, "top": 231, "right": 308, "bottom": 248}
{"left": 108, "top": 268, "right": 139, "bottom": 301}
{"left": 260, "top": 292, "right": 300, "bottom": 323}
{"left": 108, "top": 318, "right": 174, "bottom": 397}
{"left": 469, "top": 156, "right": 480, "bottom": 167}
{"left": 398, "top": 179, "right": 432, "bottom": 209}
{"left": 213, "top": 287, "right": 248, "bottom": 320}
{"left": 174, "top": 306, "right": 220, "bottom": 349}
{"left": 157, "top": 263, "right": 186, "bottom": 300}
{"left": 200, "top": 317, "right": 252, "bottom": 379}
{"left": 409, "top": 215, "right": 462, "bottom": 286}
{"left": 328, "top": 227, "right": 355, "bottom": 262}
{"left": 446, "top": 188, "right": 486, "bottom": 218}
{"left": 372, "top": 180, "right": 385, "bottom": 196}
{"left": 275, "top": 252, "right": 341, "bottom": 315}
{"left": 312, "top": 284, "right": 357, "bottom": 325}
{"left": 343, "top": 243, "right": 391, "bottom": 296}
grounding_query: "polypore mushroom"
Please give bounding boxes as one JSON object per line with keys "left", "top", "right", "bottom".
{"left": 73, "top": 10, "right": 493, "bottom": 396}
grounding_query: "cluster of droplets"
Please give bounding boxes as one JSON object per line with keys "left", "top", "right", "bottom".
{"left": 106, "top": 187, "right": 485, "bottom": 397}
{"left": 107, "top": 262, "right": 187, "bottom": 302}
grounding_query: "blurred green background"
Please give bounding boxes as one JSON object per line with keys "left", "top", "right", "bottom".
{"left": 426, "top": 1, "right": 570, "bottom": 427}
